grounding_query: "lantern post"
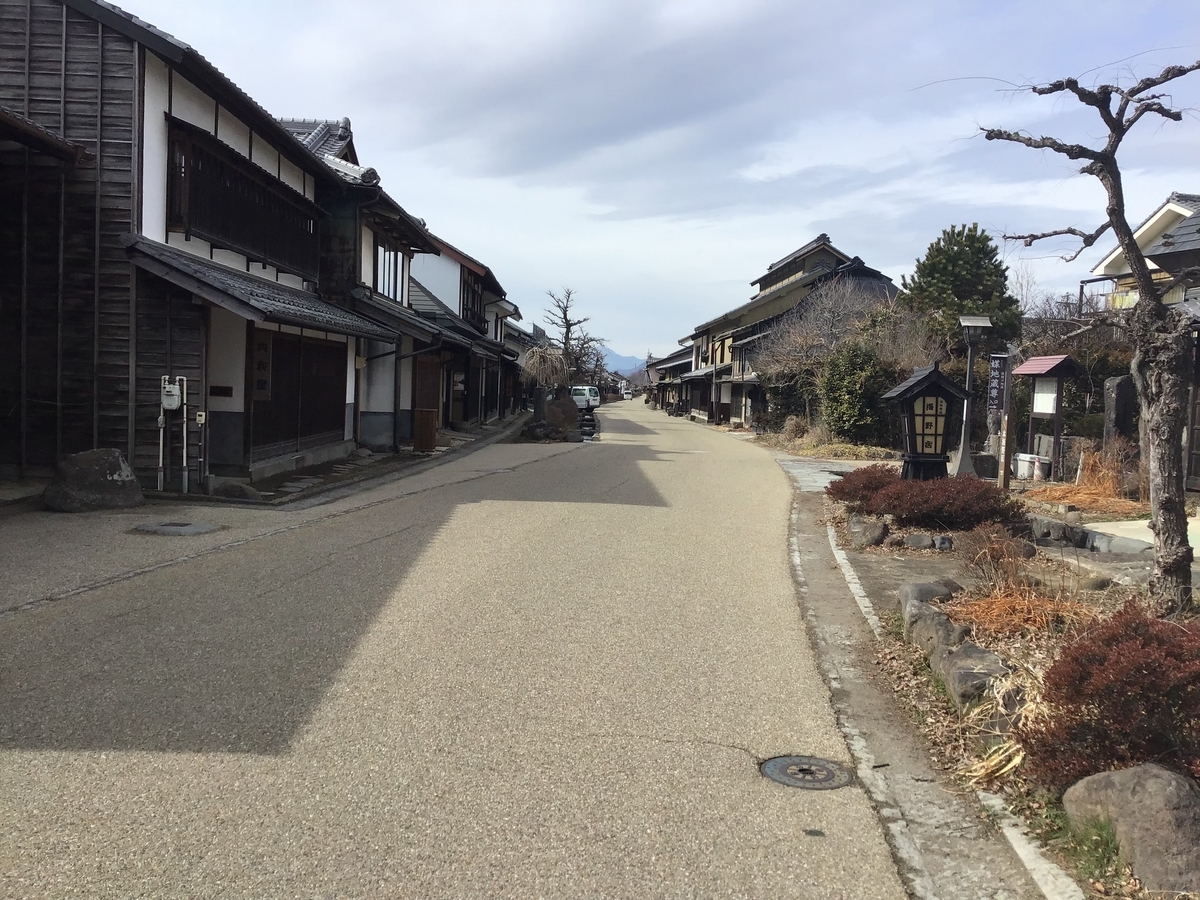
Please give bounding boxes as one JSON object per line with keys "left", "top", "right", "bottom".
{"left": 948, "top": 315, "right": 992, "bottom": 477}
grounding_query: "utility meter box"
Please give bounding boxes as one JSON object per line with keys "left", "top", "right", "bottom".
{"left": 195, "top": 411, "right": 207, "bottom": 426}
{"left": 161, "top": 381, "right": 182, "bottom": 411}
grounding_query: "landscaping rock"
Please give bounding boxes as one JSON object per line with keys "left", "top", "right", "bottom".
{"left": 213, "top": 481, "right": 263, "bottom": 501}
{"left": 42, "top": 449, "right": 144, "bottom": 512}
{"left": 352, "top": 447, "right": 373, "bottom": 458}
{"left": 904, "top": 533, "right": 934, "bottom": 550}
{"left": 933, "top": 535, "right": 953, "bottom": 552}
{"left": 565, "top": 430, "right": 584, "bottom": 443}
{"left": 1108, "top": 536, "right": 1154, "bottom": 555}
{"left": 1064, "top": 511, "right": 1082, "bottom": 525}
{"left": 1016, "top": 540, "right": 1037, "bottom": 559}
{"left": 883, "top": 534, "right": 905, "bottom": 549}
{"left": 904, "top": 601, "right": 971, "bottom": 656}
{"left": 898, "top": 582, "right": 952, "bottom": 614}
{"left": 544, "top": 398, "right": 581, "bottom": 431}
{"left": 929, "top": 641, "right": 1009, "bottom": 710}
{"left": 847, "top": 516, "right": 889, "bottom": 550}
{"left": 1078, "top": 574, "right": 1112, "bottom": 591}
{"left": 935, "top": 578, "right": 964, "bottom": 595}
{"left": 1046, "top": 521, "right": 1067, "bottom": 542}
{"left": 1063, "top": 764, "right": 1200, "bottom": 894}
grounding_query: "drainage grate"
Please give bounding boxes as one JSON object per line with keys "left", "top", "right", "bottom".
{"left": 760, "top": 756, "right": 853, "bottom": 790}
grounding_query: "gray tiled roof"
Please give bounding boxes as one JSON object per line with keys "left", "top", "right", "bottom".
{"left": 409, "top": 277, "right": 506, "bottom": 357}
{"left": 1144, "top": 194, "right": 1200, "bottom": 260}
{"left": 124, "top": 235, "right": 396, "bottom": 341}
{"left": 0, "top": 105, "right": 90, "bottom": 163}
{"left": 278, "top": 118, "right": 355, "bottom": 160}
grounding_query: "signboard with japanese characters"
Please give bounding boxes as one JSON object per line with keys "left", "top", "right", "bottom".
{"left": 252, "top": 331, "right": 272, "bottom": 401}
{"left": 987, "top": 353, "right": 1007, "bottom": 412}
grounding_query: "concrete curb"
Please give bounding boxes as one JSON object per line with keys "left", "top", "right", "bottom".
{"left": 1027, "top": 513, "right": 1153, "bottom": 555}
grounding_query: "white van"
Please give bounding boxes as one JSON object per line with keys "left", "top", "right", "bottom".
{"left": 571, "top": 385, "right": 601, "bottom": 410}
{"left": 623, "top": 390, "right": 633, "bottom": 401}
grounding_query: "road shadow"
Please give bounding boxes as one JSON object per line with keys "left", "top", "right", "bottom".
{"left": 0, "top": 439, "right": 669, "bottom": 754}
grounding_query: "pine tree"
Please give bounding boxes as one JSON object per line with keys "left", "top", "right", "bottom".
{"left": 899, "top": 224, "right": 1020, "bottom": 352}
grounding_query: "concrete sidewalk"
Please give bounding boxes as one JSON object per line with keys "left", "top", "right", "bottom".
{"left": 1084, "top": 514, "right": 1200, "bottom": 546}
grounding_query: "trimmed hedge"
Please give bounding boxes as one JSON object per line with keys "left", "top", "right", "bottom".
{"left": 1019, "top": 602, "right": 1200, "bottom": 793}
{"left": 826, "top": 469, "right": 1022, "bottom": 530}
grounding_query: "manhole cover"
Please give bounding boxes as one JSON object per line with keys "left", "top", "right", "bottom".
{"left": 134, "top": 521, "right": 220, "bottom": 536}
{"left": 760, "top": 756, "right": 853, "bottom": 790}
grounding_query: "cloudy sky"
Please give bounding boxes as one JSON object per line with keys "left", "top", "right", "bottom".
{"left": 118, "top": 0, "right": 1200, "bottom": 359}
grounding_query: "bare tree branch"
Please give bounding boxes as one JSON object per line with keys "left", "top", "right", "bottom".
{"left": 980, "top": 127, "right": 1100, "bottom": 161}
{"left": 1002, "top": 221, "right": 1113, "bottom": 261}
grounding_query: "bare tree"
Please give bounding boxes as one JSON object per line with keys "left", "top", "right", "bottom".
{"left": 544, "top": 288, "right": 588, "bottom": 378}
{"left": 983, "top": 59, "right": 1200, "bottom": 615}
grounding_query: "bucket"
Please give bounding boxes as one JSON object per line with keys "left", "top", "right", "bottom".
{"left": 1013, "top": 453, "right": 1051, "bottom": 480}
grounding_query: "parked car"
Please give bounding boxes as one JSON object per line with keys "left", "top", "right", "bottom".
{"left": 570, "top": 385, "right": 601, "bottom": 410}
{"left": 623, "top": 390, "right": 633, "bottom": 400}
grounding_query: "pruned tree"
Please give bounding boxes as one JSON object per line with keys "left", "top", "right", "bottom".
{"left": 983, "top": 59, "right": 1200, "bottom": 616}
{"left": 521, "top": 345, "right": 569, "bottom": 422}
{"left": 544, "top": 288, "right": 588, "bottom": 378}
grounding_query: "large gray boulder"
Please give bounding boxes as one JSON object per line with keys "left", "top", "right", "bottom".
{"left": 1063, "top": 764, "right": 1200, "bottom": 894}
{"left": 903, "top": 600, "right": 971, "bottom": 656}
{"left": 42, "top": 449, "right": 144, "bottom": 512}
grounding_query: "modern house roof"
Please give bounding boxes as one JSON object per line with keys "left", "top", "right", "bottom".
{"left": 0, "top": 105, "right": 91, "bottom": 163}
{"left": 1093, "top": 192, "right": 1200, "bottom": 276}
{"left": 124, "top": 235, "right": 396, "bottom": 340}
{"left": 63, "top": 0, "right": 338, "bottom": 184}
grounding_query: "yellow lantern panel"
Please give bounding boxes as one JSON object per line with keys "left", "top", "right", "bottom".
{"left": 912, "top": 396, "right": 947, "bottom": 455}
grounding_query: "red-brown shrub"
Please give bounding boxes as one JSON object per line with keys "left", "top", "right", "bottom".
{"left": 866, "top": 475, "right": 1023, "bottom": 530}
{"left": 824, "top": 464, "right": 901, "bottom": 511}
{"left": 1018, "top": 602, "right": 1200, "bottom": 794}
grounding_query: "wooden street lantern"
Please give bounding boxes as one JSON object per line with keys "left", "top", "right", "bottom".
{"left": 1011, "top": 354, "right": 1085, "bottom": 481}
{"left": 882, "top": 361, "right": 970, "bottom": 480}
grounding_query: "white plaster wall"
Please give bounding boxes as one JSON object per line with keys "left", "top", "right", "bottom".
{"left": 360, "top": 224, "right": 374, "bottom": 285}
{"left": 141, "top": 52, "right": 170, "bottom": 242}
{"left": 400, "top": 254, "right": 410, "bottom": 306}
{"left": 249, "top": 262, "right": 277, "bottom": 281}
{"left": 303, "top": 173, "right": 313, "bottom": 201}
{"left": 172, "top": 74, "right": 216, "bottom": 133}
{"left": 208, "top": 306, "right": 246, "bottom": 413}
{"left": 279, "top": 157, "right": 304, "bottom": 195}
{"left": 361, "top": 340, "right": 395, "bottom": 413}
{"left": 346, "top": 342, "right": 358, "bottom": 440}
{"left": 277, "top": 273, "right": 304, "bottom": 290}
{"left": 212, "top": 248, "right": 247, "bottom": 271}
{"left": 216, "top": 106, "right": 250, "bottom": 158}
{"left": 250, "top": 132, "right": 279, "bottom": 176}
{"left": 411, "top": 253, "right": 460, "bottom": 311}
{"left": 398, "top": 336, "right": 414, "bottom": 410}
{"left": 167, "top": 232, "right": 211, "bottom": 259}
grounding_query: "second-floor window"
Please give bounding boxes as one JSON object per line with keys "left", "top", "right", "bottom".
{"left": 375, "top": 238, "right": 400, "bottom": 301}
{"left": 460, "top": 269, "right": 486, "bottom": 332}
{"left": 167, "top": 121, "right": 320, "bottom": 280}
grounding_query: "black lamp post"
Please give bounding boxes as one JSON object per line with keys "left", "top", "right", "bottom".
{"left": 948, "top": 315, "right": 992, "bottom": 477}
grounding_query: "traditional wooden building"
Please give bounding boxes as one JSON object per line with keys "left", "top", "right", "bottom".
{"left": 410, "top": 234, "right": 519, "bottom": 428}
{"left": 0, "top": 0, "right": 410, "bottom": 487}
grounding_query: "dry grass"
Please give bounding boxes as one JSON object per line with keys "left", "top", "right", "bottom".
{"left": 945, "top": 588, "right": 1100, "bottom": 638}
{"left": 755, "top": 432, "right": 898, "bottom": 460}
{"left": 1025, "top": 443, "right": 1150, "bottom": 518}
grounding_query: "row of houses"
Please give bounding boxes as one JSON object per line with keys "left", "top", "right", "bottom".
{"left": 0, "top": 0, "right": 537, "bottom": 490}
{"left": 649, "top": 196, "right": 1200, "bottom": 489}
{"left": 648, "top": 233, "right": 896, "bottom": 426}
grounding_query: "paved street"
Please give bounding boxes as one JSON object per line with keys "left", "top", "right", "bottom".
{"left": 0, "top": 402, "right": 906, "bottom": 899}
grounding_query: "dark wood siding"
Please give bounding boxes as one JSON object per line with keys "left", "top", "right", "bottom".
{"left": 0, "top": 0, "right": 136, "bottom": 475}
{"left": 133, "top": 269, "right": 203, "bottom": 488}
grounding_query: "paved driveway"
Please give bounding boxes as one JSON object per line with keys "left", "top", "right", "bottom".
{"left": 0, "top": 402, "right": 904, "bottom": 899}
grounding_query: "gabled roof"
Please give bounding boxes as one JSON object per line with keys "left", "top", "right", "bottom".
{"left": 278, "top": 118, "right": 357, "bottom": 162}
{"left": 124, "top": 235, "right": 395, "bottom": 340}
{"left": 1093, "top": 192, "right": 1200, "bottom": 276}
{"left": 1144, "top": 198, "right": 1200, "bottom": 262}
{"left": 426, "top": 233, "right": 506, "bottom": 299}
{"left": 651, "top": 347, "right": 693, "bottom": 370}
{"left": 751, "top": 233, "right": 851, "bottom": 287}
{"left": 1012, "top": 355, "right": 1085, "bottom": 378}
{"left": 409, "top": 276, "right": 506, "bottom": 358}
{"left": 316, "top": 153, "right": 438, "bottom": 254}
{"left": 62, "top": 0, "right": 338, "bottom": 185}
{"left": 881, "top": 362, "right": 969, "bottom": 401}
{"left": 0, "top": 105, "right": 91, "bottom": 163}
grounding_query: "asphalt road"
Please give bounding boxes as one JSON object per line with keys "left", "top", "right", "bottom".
{"left": 0, "top": 402, "right": 906, "bottom": 899}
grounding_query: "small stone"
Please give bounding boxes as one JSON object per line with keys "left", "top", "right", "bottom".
{"left": 933, "top": 535, "right": 953, "bottom": 552}
{"left": 883, "top": 534, "right": 905, "bottom": 549}
{"left": 847, "top": 516, "right": 889, "bottom": 550}
{"left": 936, "top": 578, "right": 964, "bottom": 595}
{"left": 1079, "top": 574, "right": 1112, "bottom": 591}
{"left": 929, "top": 641, "right": 1009, "bottom": 710}
{"left": 213, "top": 481, "right": 263, "bottom": 501}
{"left": 1016, "top": 541, "right": 1037, "bottom": 559}
{"left": 352, "top": 447, "right": 373, "bottom": 458}
{"left": 1065, "top": 511, "right": 1083, "bottom": 525}
{"left": 904, "top": 533, "right": 934, "bottom": 550}
{"left": 898, "top": 583, "right": 952, "bottom": 617}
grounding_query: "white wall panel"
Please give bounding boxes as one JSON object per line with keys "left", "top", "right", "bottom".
{"left": 411, "top": 253, "right": 460, "bottom": 311}
{"left": 398, "top": 336, "right": 414, "bottom": 410}
{"left": 279, "top": 157, "right": 304, "bottom": 195}
{"left": 167, "top": 232, "right": 211, "bottom": 258}
{"left": 250, "top": 132, "right": 279, "bottom": 176}
{"left": 360, "top": 224, "right": 374, "bottom": 285}
{"left": 361, "top": 340, "right": 395, "bottom": 413}
{"left": 212, "top": 248, "right": 248, "bottom": 271}
{"left": 141, "top": 52, "right": 170, "bottom": 241}
{"left": 172, "top": 74, "right": 215, "bottom": 133}
{"left": 208, "top": 307, "right": 246, "bottom": 413}
{"left": 277, "top": 273, "right": 304, "bottom": 289}
{"left": 216, "top": 106, "right": 251, "bottom": 158}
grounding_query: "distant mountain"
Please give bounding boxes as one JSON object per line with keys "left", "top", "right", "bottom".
{"left": 602, "top": 349, "right": 647, "bottom": 376}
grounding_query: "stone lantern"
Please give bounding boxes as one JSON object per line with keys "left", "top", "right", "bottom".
{"left": 883, "top": 361, "right": 970, "bottom": 480}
